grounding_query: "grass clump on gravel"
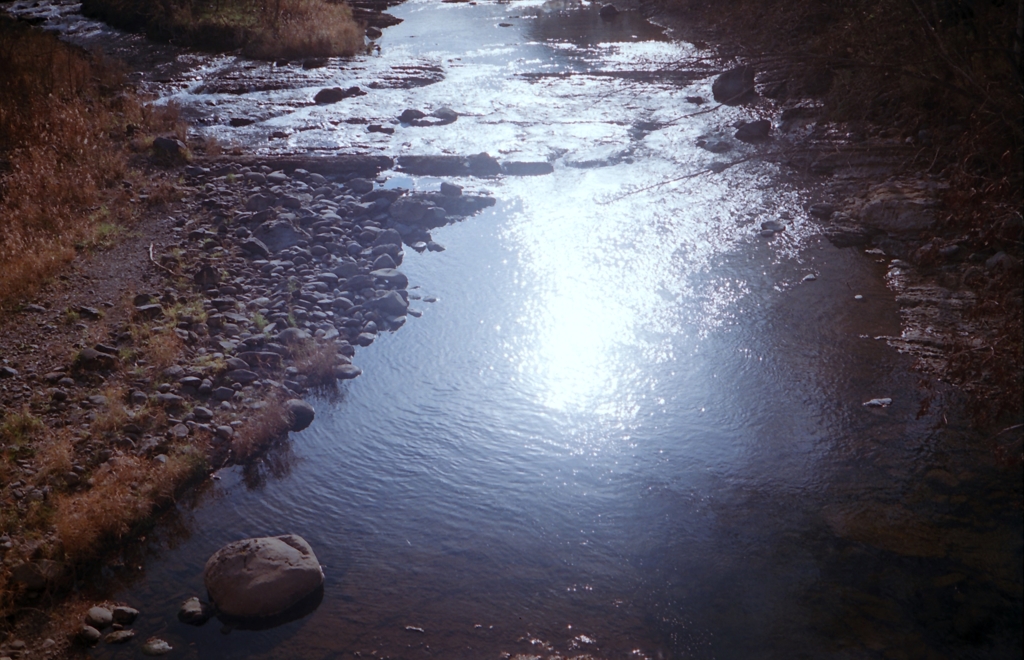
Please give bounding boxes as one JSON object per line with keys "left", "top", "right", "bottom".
{"left": 81, "top": 0, "right": 365, "bottom": 58}
{"left": 0, "top": 16, "right": 180, "bottom": 308}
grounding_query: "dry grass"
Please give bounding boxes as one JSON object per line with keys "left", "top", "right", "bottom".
{"left": 88, "top": 386, "right": 130, "bottom": 437}
{"left": 34, "top": 430, "right": 75, "bottom": 484}
{"left": 245, "top": 0, "right": 364, "bottom": 59}
{"left": 0, "top": 17, "right": 178, "bottom": 308}
{"left": 130, "top": 318, "right": 186, "bottom": 371}
{"left": 231, "top": 397, "right": 291, "bottom": 463}
{"left": 81, "top": 0, "right": 364, "bottom": 58}
{"left": 292, "top": 337, "right": 341, "bottom": 388}
{"left": 53, "top": 445, "right": 206, "bottom": 562}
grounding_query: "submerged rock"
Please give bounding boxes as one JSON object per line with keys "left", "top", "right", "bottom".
{"left": 204, "top": 535, "right": 324, "bottom": 620}
{"left": 178, "top": 597, "right": 213, "bottom": 626}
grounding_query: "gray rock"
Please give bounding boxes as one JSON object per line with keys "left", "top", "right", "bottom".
{"left": 372, "top": 253, "right": 397, "bottom": 270}
{"left": 735, "top": 119, "right": 771, "bottom": 142}
{"left": 440, "top": 182, "right": 463, "bottom": 197}
{"left": 985, "top": 251, "right": 1020, "bottom": 272}
{"left": 85, "top": 606, "right": 113, "bottom": 629}
{"left": 253, "top": 220, "right": 308, "bottom": 253}
{"left": 467, "top": 152, "right": 502, "bottom": 177}
{"left": 141, "top": 637, "right": 174, "bottom": 656}
{"left": 78, "top": 625, "right": 102, "bottom": 645}
{"left": 134, "top": 303, "right": 164, "bottom": 320}
{"left": 152, "top": 136, "right": 186, "bottom": 159}
{"left": 225, "top": 369, "right": 259, "bottom": 384}
{"left": 370, "top": 268, "right": 409, "bottom": 289}
{"left": 389, "top": 198, "right": 428, "bottom": 223}
{"left": 112, "top": 606, "right": 139, "bottom": 625}
{"left": 245, "top": 193, "right": 275, "bottom": 212}
{"left": 242, "top": 237, "right": 270, "bottom": 258}
{"left": 502, "top": 161, "right": 554, "bottom": 176}
{"left": 285, "top": 399, "right": 316, "bottom": 431}
{"left": 105, "top": 630, "right": 135, "bottom": 644}
{"left": 370, "top": 290, "right": 409, "bottom": 316}
{"left": 431, "top": 107, "right": 458, "bottom": 124}
{"left": 178, "top": 597, "right": 213, "bottom": 626}
{"left": 347, "top": 178, "right": 374, "bottom": 195}
{"left": 599, "top": 3, "right": 619, "bottom": 18}
{"left": 334, "top": 364, "right": 362, "bottom": 380}
{"left": 0, "top": 366, "right": 17, "bottom": 378}
{"left": 212, "top": 387, "right": 236, "bottom": 401}
{"left": 808, "top": 202, "right": 836, "bottom": 219}
{"left": 699, "top": 137, "right": 731, "bottom": 153}
{"left": 276, "top": 327, "right": 310, "bottom": 345}
{"left": 155, "top": 393, "right": 185, "bottom": 408}
{"left": 75, "top": 348, "right": 118, "bottom": 371}
{"left": 712, "top": 66, "right": 757, "bottom": 105}
{"left": 203, "top": 535, "right": 324, "bottom": 619}
{"left": 399, "top": 108, "right": 427, "bottom": 123}
{"left": 314, "top": 86, "right": 365, "bottom": 104}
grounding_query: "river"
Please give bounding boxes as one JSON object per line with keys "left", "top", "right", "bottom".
{"left": 6, "top": 1, "right": 1022, "bottom": 658}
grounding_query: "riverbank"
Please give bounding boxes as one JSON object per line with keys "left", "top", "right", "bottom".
{"left": 0, "top": 0, "right": 1021, "bottom": 655}
{"left": 78, "top": 0, "right": 368, "bottom": 59}
{"left": 643, "top": 0, "right": 1023, "bottom": 426}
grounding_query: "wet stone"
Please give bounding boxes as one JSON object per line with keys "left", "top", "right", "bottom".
{"left": 210, "top": 382, "right": 236, "bottom": 399}
{"left": 78, "top": 626, "right": 102, "bottom": 645}
{"left": 112, "top": 606, "right": 139, "bottom": 625}
{"left": 105, "top": 630, "right": 135, "bottom": 644}
{"left": 85, "top": 606, "right": 113, "bottom": 629}
{"left": 141, "top": 638, "right": 174, "bottom": 656}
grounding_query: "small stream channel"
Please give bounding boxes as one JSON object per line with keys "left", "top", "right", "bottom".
{"left": 7, "top": 1, "right": 1022, "bottom": 658}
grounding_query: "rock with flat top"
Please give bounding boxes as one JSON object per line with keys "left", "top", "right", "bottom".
{"left": 204, "top": 535, "right": 324, "bottom": 619}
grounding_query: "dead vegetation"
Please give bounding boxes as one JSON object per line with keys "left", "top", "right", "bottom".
{"left": 80, "top": 0, "right": 365, "bottom": 58}
{"left": 53, "top": 445, "right": 207, "bottom": 563}
{"left": 231, "top": 396, "right": 291, "bottom": 463}
{"left": 0, "top": 16, "right": 182, "bottom": 308}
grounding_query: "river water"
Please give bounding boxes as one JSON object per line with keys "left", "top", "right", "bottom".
{"left": 7, "top": 1, "right": 1022, "bottom": 658}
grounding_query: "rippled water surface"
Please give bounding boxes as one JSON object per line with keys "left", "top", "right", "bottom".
{"left": 12, "top": 1, "right": 1020, "bottom": 658}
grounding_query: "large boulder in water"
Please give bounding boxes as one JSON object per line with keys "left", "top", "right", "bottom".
{"left": 204, "top": 535, "right": 324, "bottom": 620}
{"left": 712, "top": 66, "right": 757, "bottom": 105}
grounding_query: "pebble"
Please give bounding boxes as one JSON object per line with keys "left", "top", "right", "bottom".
{"left": 854, "top": 294, "right": 864, "bottom": 301}
{"left": 802, "top": 274, "right": 817, "bottom": 282}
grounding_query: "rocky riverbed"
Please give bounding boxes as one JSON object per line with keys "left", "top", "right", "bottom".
{"left": 1, "top": 1, "right": 1020, "bottom": 657}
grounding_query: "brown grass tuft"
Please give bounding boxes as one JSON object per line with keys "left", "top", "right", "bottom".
{"left": 244, "top": 0, "right": 364, "bottom": 59}
{"left": 81, "top": 0, "right": 364, "bottom": 58}
{"left": 88, "top": 386, "right": 130, "bottom": 437}
{"left": 231, "top": 397, "right": 291, "bottom": 463}
{"left": 34, "top": 430, "right": 75, "bottom": 483}
{"left": 0, "top": 17, "right": 180, "bottom": 308}
{"left": 54, "top": 445, "right": 206, "bottom": 562}
{"left": 292, "top": 338, "right": 341, "bottom": 388}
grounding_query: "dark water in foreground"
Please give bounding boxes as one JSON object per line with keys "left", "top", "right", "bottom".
{"left": 9, "top": 1, "right": 1021, "bottom": 658}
